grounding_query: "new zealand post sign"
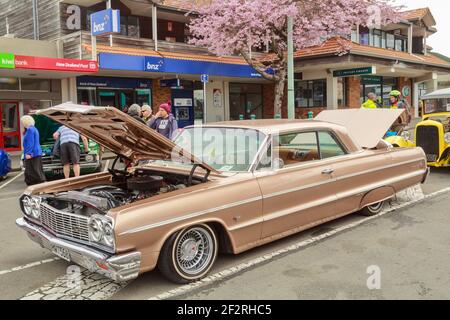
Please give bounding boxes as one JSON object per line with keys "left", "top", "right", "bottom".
{"left": 90, "top": 9, "right": 120, "bottom": 36}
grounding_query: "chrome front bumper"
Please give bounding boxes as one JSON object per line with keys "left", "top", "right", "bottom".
{"left": 16, "top": 218, "right": 141, "bottom": 282}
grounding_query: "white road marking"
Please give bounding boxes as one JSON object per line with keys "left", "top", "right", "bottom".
{"left": 0, "top": 257, "right": 60, "bottom": 276}
{"left": 0, "top": 171, "right": 24, "bottom": 190}
{"left": 148, "top": 185, "right": 450, "bottom": 300}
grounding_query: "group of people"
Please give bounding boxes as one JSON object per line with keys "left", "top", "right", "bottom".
{"left": 20, "top": 101, "right": 179, "bottom": 186}
{"left": 126, "top": 102, "right": 179, "bottom": 140}
{"left": 361, "top": 90, "right": 412, "bottom": 130}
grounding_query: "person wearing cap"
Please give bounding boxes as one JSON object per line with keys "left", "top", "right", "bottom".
{"left": 141, "top": 104, "right": 153, "bottom": 122}
{"left": 128, "top": 104, "right": 146, "bottom": 124}
{"left": 148, "top": 102, "right": 178, "bottom": 140}
{"left": 389, "top": 90, "right": 412, "bottom": 132}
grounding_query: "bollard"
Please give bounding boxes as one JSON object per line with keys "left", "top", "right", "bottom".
{"left": 239, "top": 114, "right": 244, "bottom": 120}
{"left": 250, "top": 114, "right": 256, "bottom": 120}
{"left": 307, "top": 111, "right": 314, "bottom": 119}
{"left": 274, "top": 114, "right": 281, "bottom": 119}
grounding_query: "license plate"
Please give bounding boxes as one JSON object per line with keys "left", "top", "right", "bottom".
{"left": 52, "top": 246, "right": 71, "bottom": 262}
{"left": 52, "top": 168, "right": 63, "bottom": 175}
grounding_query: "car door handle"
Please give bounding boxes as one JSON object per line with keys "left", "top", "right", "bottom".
{"left": 322, "top": 168, "right": 334, "bottom": 174}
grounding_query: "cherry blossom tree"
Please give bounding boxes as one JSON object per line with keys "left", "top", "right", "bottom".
{"left": 188, "top": 0, "right": 402, "bottom": 117}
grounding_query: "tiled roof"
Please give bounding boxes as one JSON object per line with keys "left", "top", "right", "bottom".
{"left": 156, "top": 0, "right": 211, "bottom": 11}
{"left": 293, "top": 38, "right": 450, "bottom": 69}
{"left": 402, "top": 7, "right": 430, "bottom": 20}
{"left": 83, "top": 44, "right": 249, "bottom": 65}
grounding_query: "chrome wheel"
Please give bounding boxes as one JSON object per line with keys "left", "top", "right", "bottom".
{"left": 175, "top": 226, "right": 215, "bottom": 276}
{"left": 367, "top": 202, "right": 383, "bottom": 213}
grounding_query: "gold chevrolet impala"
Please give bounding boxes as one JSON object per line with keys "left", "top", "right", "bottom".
{"left": 16, "top": 104, "right": 429, "bottom": 283}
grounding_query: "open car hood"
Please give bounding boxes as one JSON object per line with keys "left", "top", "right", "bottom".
{"left": 37, "top": 103, "right": 219, "bottom": 174}
{"left": 315, "top": 109, "right": 404, "bottom": 149}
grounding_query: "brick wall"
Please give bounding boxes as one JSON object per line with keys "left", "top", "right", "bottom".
{"left": 152, "top": 79, "right": 171, "bottom": 112}
{"left": 346, "top": 76, "right": 361, "bottom": 109}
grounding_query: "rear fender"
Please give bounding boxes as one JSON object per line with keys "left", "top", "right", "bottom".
{"left": 359, "top": 186, "right": 396, "bottom": 209}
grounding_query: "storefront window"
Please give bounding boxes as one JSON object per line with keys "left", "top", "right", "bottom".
{"left": 78, "top": 88, "right": 97, "bottom": 106}
{"left": 21, "top": 78, "right": 50, "bottom": 91}
{"left": 295, "top": 80, "right": 327, "bottom": 108}
{"left": 229, "top": 83, "right": 263, "bottom": 120}
{"left": 0, "top": 102, "right": 21, "bottom": 150}
{"left": 23, "top": 100, "right": 52, "bottom": 115}
{"left": 382, "top": 77, "right": 398, "bottom": 106}
{"left": 0, "top": 77, "right": 19, "bottom": 91}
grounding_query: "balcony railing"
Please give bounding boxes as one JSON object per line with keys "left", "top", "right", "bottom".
{"left": 57, "top": 31, "right": 212, "bottom": 60}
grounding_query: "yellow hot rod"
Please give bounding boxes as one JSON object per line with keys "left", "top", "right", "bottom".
{"left": 386, "top": 88, "right": 450, "bottom": 167}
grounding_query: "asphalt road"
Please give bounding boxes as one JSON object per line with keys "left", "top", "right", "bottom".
{"left": 0, "top": 164, "right": 449, "bottom": 300}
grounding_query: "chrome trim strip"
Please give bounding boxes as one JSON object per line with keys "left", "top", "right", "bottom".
{"left": 249, "top": 134, "right": 270, "bottom": 172}
{"left": 261, "top": 169, "right": 427, "bottom": 224}
{"left": 262, "top": 158, "right": 422, "bottom": 199}
{"left": 119, "top": 196, "right": 263, "bottom": 235}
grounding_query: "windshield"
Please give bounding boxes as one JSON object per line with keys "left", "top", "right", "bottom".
{"left": 161, "top": 127, "right": 266, "bottom": 172}
{"left": 423, "top": 98, "right": 450, "bottom": 114}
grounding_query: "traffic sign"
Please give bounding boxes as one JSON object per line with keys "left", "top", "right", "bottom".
{"left": 201, "top": 74, "right": 209, "bottom": 83}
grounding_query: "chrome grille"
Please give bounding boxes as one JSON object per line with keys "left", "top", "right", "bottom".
{"left": 40, "top": 203, "right": 90, "bottom": 242}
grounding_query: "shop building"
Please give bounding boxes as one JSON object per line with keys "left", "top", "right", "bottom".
{"left": 0, "top": 37, "right": 98, "bottom": 152}
{"left": 1, "top": 1, "right": 450, "bottom": 150}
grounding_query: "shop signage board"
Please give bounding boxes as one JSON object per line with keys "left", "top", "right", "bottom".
{"left": 77, "top": 76, "right": 152, "bottom": 89}
{"left": 333, "top": 66, "right": 377, "bottom": 77}
{"left": 18, "top": 56, "right": 98, "bottom": 72}
{"left": 90, "top": 9, "right": 120, "bottom": 36}
{"left": 15, "top": 56, "right": 98, "bottom": 72}
{"left": 0, "top": 53, "right": 15, "bottom": 69}
{"left": 100, "top": 53, "right": 270, "bottom": 79}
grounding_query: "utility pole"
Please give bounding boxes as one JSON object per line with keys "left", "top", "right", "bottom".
{"left": 107, "top": 0, "right": 113, "bottom": 47}
{"left": 287, "top": 16, "right": 295, "bottom": 119}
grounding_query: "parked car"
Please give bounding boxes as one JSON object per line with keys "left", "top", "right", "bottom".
{"left": 16, "top": 104, "right": 428, "bottom": 283}
{"left": 31, "top": 114, "right": 102, "bottom": 178}
{"left": 0, "top": 149, "right": 11, "bottom": 181}
{"left": 384, "top": 88, "right": 450, "bottom": 167}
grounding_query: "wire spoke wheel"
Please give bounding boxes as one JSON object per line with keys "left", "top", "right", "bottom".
{"left": 175, "top": 227, "right": 214, "bottom": 275}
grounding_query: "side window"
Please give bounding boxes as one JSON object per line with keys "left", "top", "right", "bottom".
{"left": 273, "top": 132, "right": 320, "bottom": 167}
{"left": 318, "top": 131, "right": 346, "bottom": 159}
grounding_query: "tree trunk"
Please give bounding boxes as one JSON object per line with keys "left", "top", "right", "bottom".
{"left": 273, "top": 68, "right": 287, "bottom": 118}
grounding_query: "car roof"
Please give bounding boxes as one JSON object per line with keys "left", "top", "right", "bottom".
{"left": 422, "top": 88, "right": 450, "bottom": 99}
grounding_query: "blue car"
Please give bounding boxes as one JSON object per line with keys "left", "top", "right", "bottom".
{"left": 0, "top": 150, "right": 11, "bottom": 181}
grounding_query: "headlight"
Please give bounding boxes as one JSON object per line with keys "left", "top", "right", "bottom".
{"left": 21, "top": 195, "right": 41, "bottom": 219}
{"left": 21, "top": 196, "right": 33, "bottom": 216}
{"left": 85, "top": 154, "right": 94, "bottom": 162}
{"left": 88, "top": 215, "right": 115, "bottom": 248}
{"left": 401, "top": 131, "right": 411, "bottom": 141}
{"left": 444, "top": 133, "right": 450, "bottom": 144}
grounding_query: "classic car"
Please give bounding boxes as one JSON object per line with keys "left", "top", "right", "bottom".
{"left": 32, "top": 114, "right": 102, "bottom": 178}
{"left": 16, "top": 104, "right": 429, "bottom": 283}
{"left": 384, "top": 88, "right": 450, "bottom": 167}
{"left": 0, "top": 149, "right": 11, "bottom": 181}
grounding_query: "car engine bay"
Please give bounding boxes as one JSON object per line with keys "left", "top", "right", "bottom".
{"left": 41, "top": 164, "right": 205, "bottom": 216}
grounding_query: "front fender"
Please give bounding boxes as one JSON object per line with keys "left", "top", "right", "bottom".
{"left": 385, "top": 136, "right": 415, "bottom": 148}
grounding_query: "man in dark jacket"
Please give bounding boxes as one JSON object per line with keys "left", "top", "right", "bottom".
{"left": 128, "top": 104, "right": 146, "bottom": 124}
{"left": 148, "top": 102, "right": 178, "bottom": 140}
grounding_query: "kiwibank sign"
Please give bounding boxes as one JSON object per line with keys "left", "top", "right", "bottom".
{"left": 0, "top": 53, "right": 15, "bottom": 69}
{"left": 90, "top": 9, "right": 120, "bottom": 36}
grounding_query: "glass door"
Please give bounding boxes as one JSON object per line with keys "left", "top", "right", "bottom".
{"left": 0, "top": 102, "right": 21, "bottom": 151}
